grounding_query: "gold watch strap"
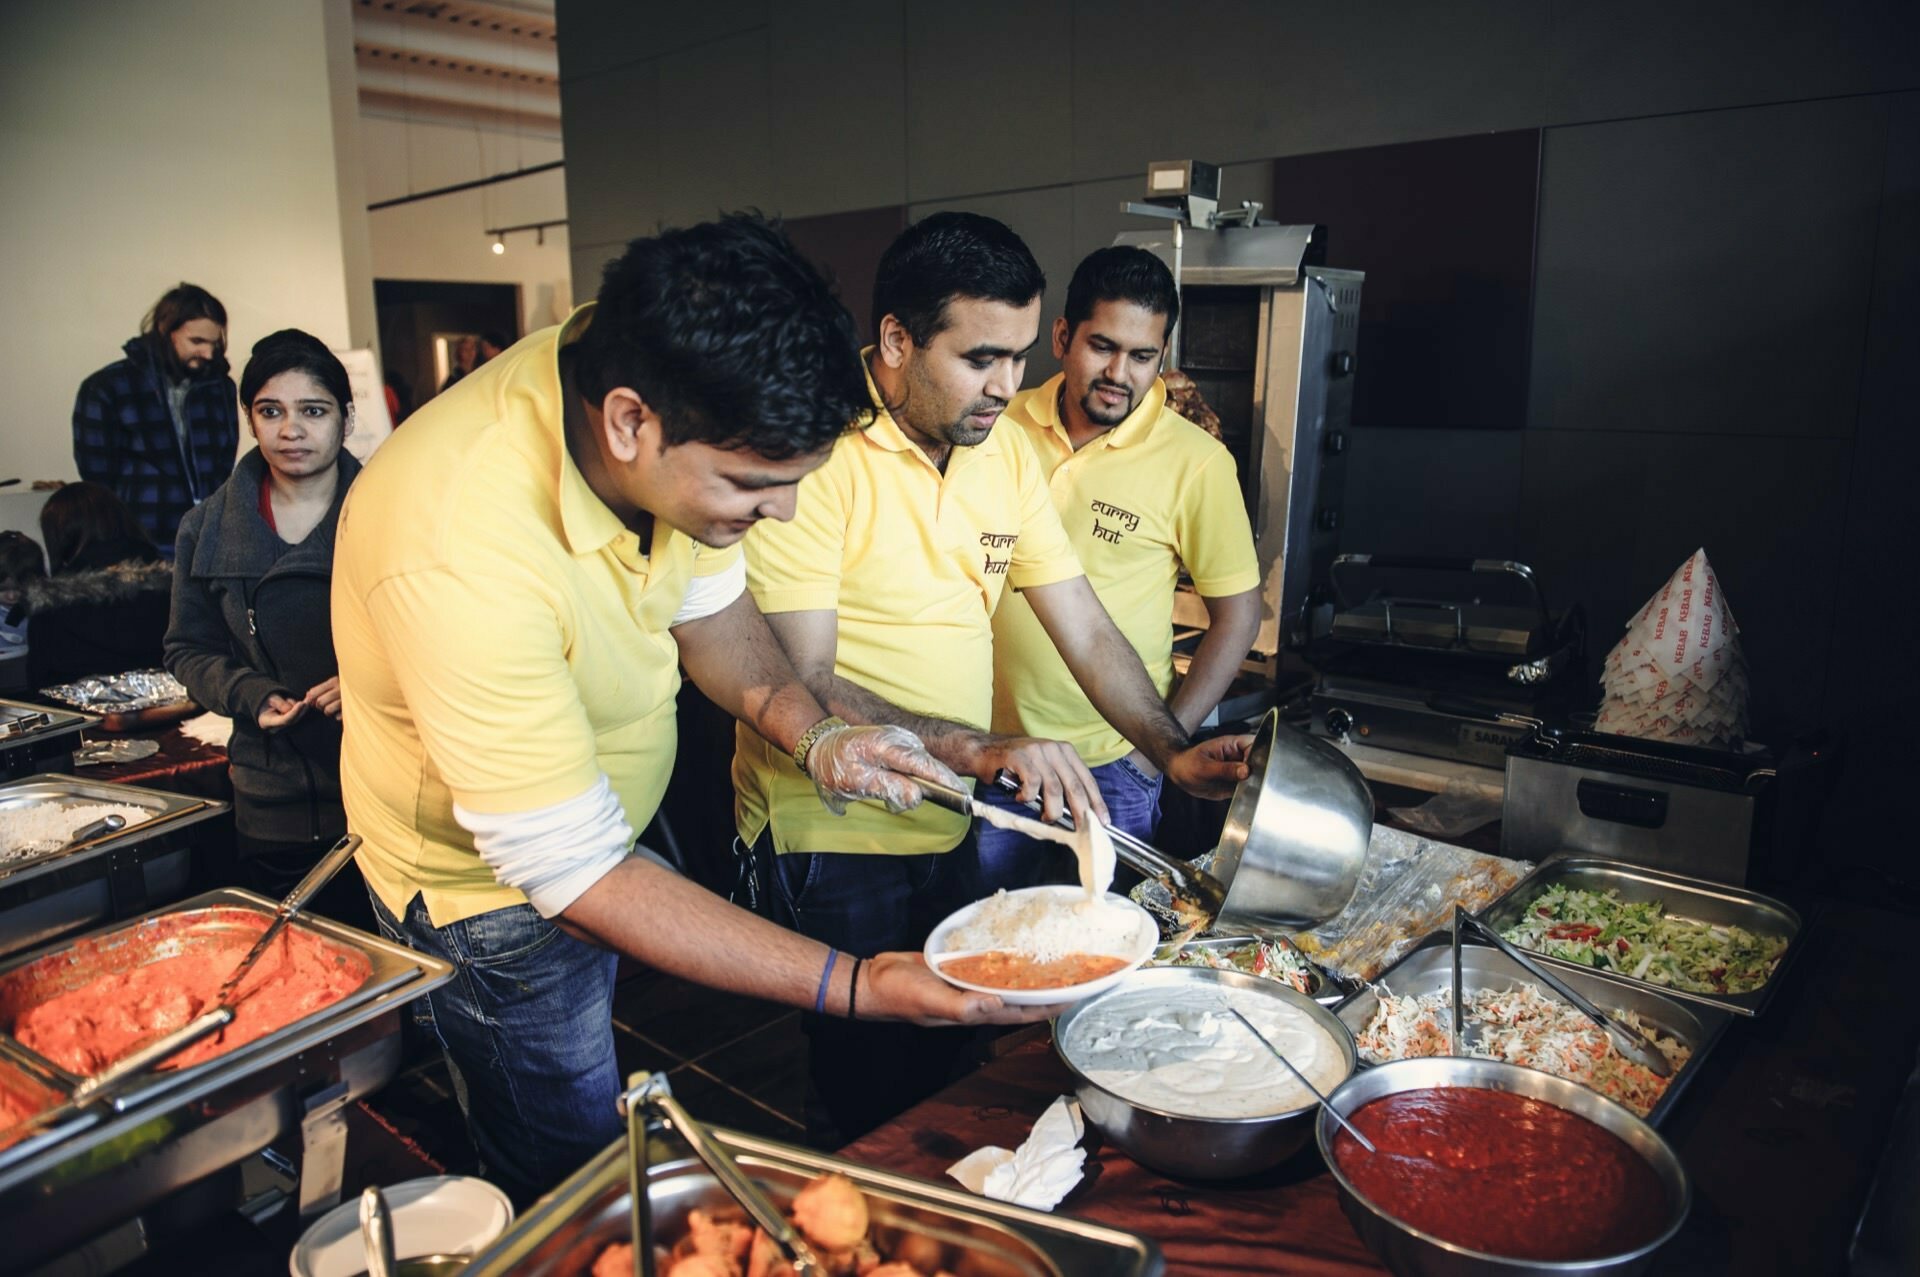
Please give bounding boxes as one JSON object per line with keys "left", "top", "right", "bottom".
{"left": 793, "top": 715, "right": 848, "bottom": 776}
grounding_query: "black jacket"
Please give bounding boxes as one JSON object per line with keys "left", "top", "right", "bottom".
{"left": 73, "top": 336, "right": 239, "bottom": 549}
{"left": 165, "top": 449, "right": 360, "bottom": 843}
{"left": 11, "top": 554, "right": 173, "bottom": 687}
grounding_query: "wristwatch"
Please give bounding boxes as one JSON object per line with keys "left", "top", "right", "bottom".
{"left": 792, "top": 715, "right": 848, "bottom": 777}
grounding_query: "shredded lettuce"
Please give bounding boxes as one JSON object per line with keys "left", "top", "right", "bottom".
{"left": 1501, "top": 885, "right": 1785, "bottom": 995}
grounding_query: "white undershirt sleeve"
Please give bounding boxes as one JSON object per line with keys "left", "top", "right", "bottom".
{"left": 671, "top": 553, "right": 747, "bottom": 626}
{"left": 454, "top": 774, "right": 637, "bottom": 918}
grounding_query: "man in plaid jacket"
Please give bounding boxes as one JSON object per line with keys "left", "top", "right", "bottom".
{"left": 71, "top": 283, "right": 239, "bottom": 551}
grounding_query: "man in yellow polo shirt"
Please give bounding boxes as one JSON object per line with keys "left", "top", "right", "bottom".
{"left": 334, "top": 217, "right": 1050, "bottom": 1203}
{"left": 981, "top": 246, "right": 1263, "bottom": 890}
{"left": 733, "top": 213, "right": 1251, "bottom": 1143}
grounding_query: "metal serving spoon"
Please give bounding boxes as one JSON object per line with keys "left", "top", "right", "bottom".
{"left": 1226, "top": 1007, "right": 1375, "bottom": 1153}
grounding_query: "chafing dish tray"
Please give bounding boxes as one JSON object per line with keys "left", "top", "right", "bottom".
{"left": 0, "top": 774, "right": 230, "bottom": 958}
{"left": 0, "top": 774, "right": 222, "bottom": 883}
{"left": 1333, "top": 935, "right": 1730, "bottom": 1126}
{"left": 471, "top": 1126, "right": 1163, "bottom": 1276}
{"left": 0, "top": 888, "right": 452, "bottom": 1270}
{"left": 1473, "top": 855, "right": 1802, "bottom": 1016}
{"left": 0, "top": 698, "right": 94, "bottom": 781}
{"left": 1153, "top": 933, "right": 1344, "bottom": 1005}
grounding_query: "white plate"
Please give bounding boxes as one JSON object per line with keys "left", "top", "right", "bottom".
{"left": 924, "top": 885, "right": 1159, "bottom": 1006}
{"left": 290, "top": 1175, "right": 513, "bottom": 1277}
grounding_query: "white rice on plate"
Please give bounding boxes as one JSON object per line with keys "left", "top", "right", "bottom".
{"left": 946, "top": 889, "right": 1144, "bottom": 963}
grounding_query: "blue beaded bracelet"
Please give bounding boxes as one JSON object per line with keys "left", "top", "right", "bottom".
{"left": 813, "top": 948, "right": 840, "bottom": 1015}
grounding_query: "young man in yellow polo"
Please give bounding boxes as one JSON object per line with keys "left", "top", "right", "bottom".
{"left": 733, "top": 213, "right": 1252, "bottom": 1143}
{"left": 979, "top": 246, "right": 1262, "bottom": 890}
{"left": 333, "top": 217, "right": 1050, "bottom": 1204}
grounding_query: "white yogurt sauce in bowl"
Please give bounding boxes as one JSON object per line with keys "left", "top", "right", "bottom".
{"left": 1060, "top": 978, "right": 1350, "bottom": 1119}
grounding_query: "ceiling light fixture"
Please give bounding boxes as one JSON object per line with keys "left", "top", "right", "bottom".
{"left": 483, "top": 219, "right": 568, "bottom": 255}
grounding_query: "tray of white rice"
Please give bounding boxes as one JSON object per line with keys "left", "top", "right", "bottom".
{"left": 0, "top": 776, "right": 209, "bottom": 880}
{"left": 924, "top": 886, "right": 1158, "bottom": 1006}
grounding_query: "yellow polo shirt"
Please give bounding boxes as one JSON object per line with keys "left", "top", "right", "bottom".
{"left": 991, "top": 374, "right": 1260, "bottom": 766}
{"left": 334, "top": 305, "right": 740, "bottom": 926}
{"left": 734, "top": 361, "right": 1084, "bottom": 856}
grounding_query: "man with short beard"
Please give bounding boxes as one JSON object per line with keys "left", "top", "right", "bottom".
{"left": 72, "top": 283, "right": 239, "bottom": 551}
{"left": 980, "top": 247, "right": 1261, "bottom": 891}
{"left": 734, "top": 213, "right": 1252, "bottom": 1144}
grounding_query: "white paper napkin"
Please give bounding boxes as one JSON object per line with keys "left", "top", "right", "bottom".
{"left": 947, "top": 1095, "right": 1086, "bottom": 1211}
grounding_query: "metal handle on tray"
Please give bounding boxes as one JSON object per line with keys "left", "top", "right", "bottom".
{"left": 620, "top": 1071, "right": 822, "bottom": 1277}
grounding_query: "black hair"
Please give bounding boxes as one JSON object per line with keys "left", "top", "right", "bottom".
{"left": 1063, "top": 246, "right": 1180, "bottom": 341}
{"left": 571, "top": 213, "right": 870, "bottom": 460}
{"left": 39, "top": 483, "right": 159, "bottom": 573}
{"left": 480, "top": 330, "right": 510, "bottom": 352}
{"left": 239, "top": 329, "right": 353, "bottom": 419}
{"left": 142, "top": 283, "right": 227, "bottom": 342}
{"left": 0, "top": 531, "right": 45, "bottom": 584}
{"left": 871, "top": 212, "right": 1046, "bottom": 347}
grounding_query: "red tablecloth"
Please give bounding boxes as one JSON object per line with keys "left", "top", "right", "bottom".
{"left": 76, "top": 723, "right": 230, "bottom": 802}
{"left": 842, "top": 900, "right": 1919, "bottom": 1276}
{"left": 842, "top": 1039, "right": 1385, "bottom": 1275}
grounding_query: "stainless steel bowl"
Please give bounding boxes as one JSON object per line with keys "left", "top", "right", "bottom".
{"left": 1315, "top": 1058, "right": 1690, "bottom": 1276}
{"left": 1212, "top": 709, "right": 1372, "bottom": 931}
{"left": 1055, "top": 966, "right": 1357, "bottom": 1180}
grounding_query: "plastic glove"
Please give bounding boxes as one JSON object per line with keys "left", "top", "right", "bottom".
{"left": 806, "top": 724, "right": 965, "bottom": 816}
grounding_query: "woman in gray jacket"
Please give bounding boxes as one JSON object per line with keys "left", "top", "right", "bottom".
{"left": 166, "top": 330, "right": 368, "bottom": 927}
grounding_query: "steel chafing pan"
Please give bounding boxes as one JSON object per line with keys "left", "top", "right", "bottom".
{"left": 1333, "top": 936, "right": 1730, "bottom": 1126}
{"left": 1316, "top": 1058, "right": 1689, "bottom": 1276}
{"left": 0, "top": 888, "right": 452, "bottom": 1271}
{"left": 469, "top": 1125, "right": 1162, "bottom": 1276}
{"left": 0, "top": 773, "right": 230, "bottom": 957}
{"left": 1473, "top": 856, "right": 1802, "bottom": 1016}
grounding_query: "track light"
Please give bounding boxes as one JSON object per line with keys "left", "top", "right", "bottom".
{"left": 491, "top": 234, "right": 506, "bottom": 255}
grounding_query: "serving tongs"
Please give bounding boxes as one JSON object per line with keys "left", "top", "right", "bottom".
{"left": 211, "top": 833, "right": 362, "bottom": 1011}
{"left": 1454, "top": 909, "right": 1673, "bottom": 1078}
{"left": 619, "top": 1070, "right": 822, "bottom": 1277}
{"left": 910, "top": 774, "right": 1226, "bottom": 933}
{"left": 11, "top": 1005, "right": 235, "bottom": 1140}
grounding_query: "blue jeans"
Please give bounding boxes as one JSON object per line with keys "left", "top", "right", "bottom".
{"left": 975, "top": 755, "right": 1164, "bottom": 895}
{"left": 764, "top": 834, "right": 981, "bottom": 1147}
{"left": 368, "top": 890, "right": 621, "bottom": 1204}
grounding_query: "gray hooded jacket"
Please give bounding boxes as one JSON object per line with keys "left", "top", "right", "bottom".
{"left": 165, "top": 448, "right": 360, "bottom": 843}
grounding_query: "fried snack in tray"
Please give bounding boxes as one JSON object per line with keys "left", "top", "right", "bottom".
{"left": 1284, "top": 826, "right": 1531, "bottom": 983}
{"left": 595, "top": 1171, "right": 958, "bottom": 1277}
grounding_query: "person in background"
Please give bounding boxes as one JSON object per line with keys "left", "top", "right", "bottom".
{"left": 13, "top": 483, "right": 171, "bottom": 686}
{"left": 478, "top": 330, "right": 509, "bottom": 363}
{"left": 165, "top": 330, "right": 369, "bottom": 929}
{"left": 0, "top": 532, "right": 47, "bottom": 692}
{"left": 980, "top": 247, "right": 1262, "bottom": 890}
{"left": 72, "top": 283, "right": 238, "bottom": 551}
{"left": 438, "top": 335, "right": 480, "bottom": 394}
{"left": 734, "top": 213, "right": 1252, "bottom": 1145}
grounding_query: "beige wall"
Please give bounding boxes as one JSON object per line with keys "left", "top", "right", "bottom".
{"left": 363, "top": 117, "right": 573, "bottom": 336}
{"left": 0, "top": 0, "right": 365, "bottom": 485}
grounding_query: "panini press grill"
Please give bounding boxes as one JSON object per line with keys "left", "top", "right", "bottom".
{"left": 1306, "top": 555, "right": 1584, "bottom": 768}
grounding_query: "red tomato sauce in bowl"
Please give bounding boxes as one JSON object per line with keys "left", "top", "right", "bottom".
{"left": 1331, "top": 1086, "right": 1670, "bottom": 1262}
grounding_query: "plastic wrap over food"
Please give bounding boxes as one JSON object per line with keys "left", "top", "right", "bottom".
{"left": 1281, "top": 826, "right": 1531, "bottom": 983}
{"left": 39, "top": 669, "right": 190, "bottom": 713}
